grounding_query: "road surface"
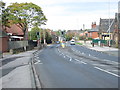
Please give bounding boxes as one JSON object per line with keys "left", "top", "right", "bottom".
{"left": 33, "top": 44, "right": 119, "bottom": 88}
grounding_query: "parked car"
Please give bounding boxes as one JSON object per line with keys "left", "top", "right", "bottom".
{"left": 70, "top": 40, "right": 75, "bottom": 45}
{"left": 56, "top": 41, "right": 60, "bottom": 44}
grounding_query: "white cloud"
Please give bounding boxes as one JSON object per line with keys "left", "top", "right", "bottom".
{"left": 3, "top": 0, "right": 119, "bottom": 30}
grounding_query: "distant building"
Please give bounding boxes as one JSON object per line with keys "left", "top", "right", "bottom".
{"left": 67, "top": 30, "right": 81, "bottom": 36}
{"left": 5, "top": 23, "right": 27, "bottom": 41}
{"left": 99, "top": 18, "right": 115, "bottom": 40}
{"left": 87, "top": 22, "right": 99, "bottom": 39}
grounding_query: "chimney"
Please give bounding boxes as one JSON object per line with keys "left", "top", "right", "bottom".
{"left": 91, "top": 22, "right": 96, "bottom": 29}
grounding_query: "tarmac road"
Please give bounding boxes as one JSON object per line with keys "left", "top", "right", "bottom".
{"left": 34, "top": 44, "right": 119, "bottom": 88}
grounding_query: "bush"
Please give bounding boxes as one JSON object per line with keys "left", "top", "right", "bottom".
{"left": 79, "top": 36, "right": 85, "bottom": 40}
{"left": 88, "top": 38, "right": 92, "bottom": 40}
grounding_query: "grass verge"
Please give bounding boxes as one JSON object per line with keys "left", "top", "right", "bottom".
{"left": 75, "top": 42, "right": 83, "bottom": 45}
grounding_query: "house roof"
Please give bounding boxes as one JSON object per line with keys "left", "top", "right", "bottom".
{"left": 99, "top": 18, "right": 115, "bottom": 33}
{"left": 88, "top": 25, "right": 99, "bottom": 32}
{"left": 5, "top": 24, "right": 24, "bottom": 36}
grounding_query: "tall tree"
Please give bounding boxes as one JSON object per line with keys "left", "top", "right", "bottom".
{"left": 7, "top": 2, "right": 47, "bottom": 39}
{"left": 0, "top": 1, "right": 11, "bottom": 30}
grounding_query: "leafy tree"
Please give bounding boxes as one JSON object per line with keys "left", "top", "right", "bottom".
{"left": 0, "top": 1, "right": 11, "bottom": 30}
{"left": 65, "top": 33, "right": 74, "bottom": 41}
{"left": 7, "top": 2, "right": 47, "bottom": 39}
{"left": 28, "top": 26, "right": 41, "bottom": 40}
{"left": 28, "top": 28, "right": 52, "bottom": 44}
{"left": 56, "top": 30, "right": 61, "bottom": 36}
{"left": 45, "top": 31, "right": 52, "bottom": 44}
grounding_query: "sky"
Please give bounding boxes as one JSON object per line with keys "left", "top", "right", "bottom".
{"left": 2, "top": 0, "right": 119, "bottom": 30}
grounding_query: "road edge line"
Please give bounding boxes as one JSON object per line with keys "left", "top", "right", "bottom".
{"left": 94, "top": 66, "right": 120, "bottom": 77}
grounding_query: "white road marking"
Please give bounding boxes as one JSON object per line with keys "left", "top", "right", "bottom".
{"left": 92, "top": 56, "right": 98, "bottom": 59}
{"left": 106, "top": 69, "right": 118, "bottom": 72}
{"left": 61, "top": 53, "right": 64, "bottom": 55}
{"left": 69, "top": 58, "right": 72, "bottom": 61}
{"left": 75, "top": 59, "right": 80, "bottom": 62}
{"left": 36, "top": 57, "right": 39, "bottom": 59}
{"left": 58, "top": 49, "right": 60, "bottom": 52}
{"left": 38, "top": 63, "right": 43, "bottom": 64}
{"left": 34, "top": 60, "right": 42, "bottom": 64}
{"left": 38, "top": 50, "right": 43, "bottom": 53}
{"left": 79, "top": 58, "right": 83, "bottom": 59}
{"left": 81, "top": 61, "right": 87, "bottom": 64}
{"left": 75, "top": 59, "right": 87, "bottom": 64}
{"left": 103, "top": 59, "right": 119, "bottom": 64}
{"left": 94, "top": 67, "right": 120, "bottom": 77}
{"left": 34, "top": 55, "right": 38, "bottom": 58}
{"left": 66, "top": 55, "right": 71, "bottom": 58}
{"left": 66, "top": 55, "right": 69, "bottom": 57}
{"left": 82, "top": 52, "right": 84, "bottom": 55}
{"left": 47, "top": 44, "right": 53, "bottom": 46}
{"left": 92, "top": 64, "right": 107, "bottom": 66}
{"left": 59, "top": 53, "right": 62, "bottom": 56}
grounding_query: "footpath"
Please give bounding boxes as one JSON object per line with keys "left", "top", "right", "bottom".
{"left": 0, "top": 49, "right": 39, "bottom": 89}
{"left": 77, "top": 40, "right": 119, "bottom": 57}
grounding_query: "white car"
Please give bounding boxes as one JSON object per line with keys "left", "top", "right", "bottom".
{"left": 70, "top": 40, "right": 75, "bottom": 45}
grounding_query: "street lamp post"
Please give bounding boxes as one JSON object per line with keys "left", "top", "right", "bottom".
{"left": 43, "top": 29, "right": 46, "bottom": 45}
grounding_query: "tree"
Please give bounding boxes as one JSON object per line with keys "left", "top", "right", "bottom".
{"left": 0, "top": 1, "right": 11, "bottom": 30}
{"left": 65, "top": 33, "right": 74, "bottom": 41}
{"left": 45, "top": 31, "right": 52, "bottom": 44}
{"left": 7, "top": 2, "right": 47, "bottom": 39}
{"left": 28, "top": 26, "right": 41, "bottom": 40}
{"left": 28, "top": 28, "right": 52, "bottom": 44}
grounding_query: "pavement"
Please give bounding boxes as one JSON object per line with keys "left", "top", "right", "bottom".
{"left": 77, "top": 40, "right": 119, "bottom": 57}
{"left": 0, "top": 49, "right": 38, "bottom": 89}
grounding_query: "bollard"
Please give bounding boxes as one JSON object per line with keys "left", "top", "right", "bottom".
{"left": 10, "top": 49, "right": 13, "bottom": 54}
{"left": 92, "top": 43, "right": 94, "bottom": 47}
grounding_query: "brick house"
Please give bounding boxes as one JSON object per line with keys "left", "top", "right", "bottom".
{"left": 5, "top": 24, "right": 26, "bottom": 41}
{"left": 1, "top": 23, "right": 28, "bottom": 52}
{"left": 0, "top": 30, "right": 9, "bottom": 52}
{"left": 87, "top": 22, "right": 99, "bottom": 39}
{"left": 99, "top": 18, "right": 115, "bottom": 40}
{"left": 112, "top": 13, "right": 120, "bottom": 47}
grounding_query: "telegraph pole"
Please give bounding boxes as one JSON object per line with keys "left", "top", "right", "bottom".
{"left": 108, "top": 0, "right": 111, "bottom": 47}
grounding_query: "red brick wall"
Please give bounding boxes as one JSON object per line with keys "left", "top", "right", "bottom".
{"left": 92, "top": 32, "right": 98, "bottom": 39}
{"left": 88, "top": 32, "right": 98, "bottom": 39}
{"left": 0, "top": 37, "right": 8, "bottom": 52}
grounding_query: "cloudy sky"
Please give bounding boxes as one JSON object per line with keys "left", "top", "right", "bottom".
{"left": 3, "top": 0, "right": 119, "bottom": 30}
